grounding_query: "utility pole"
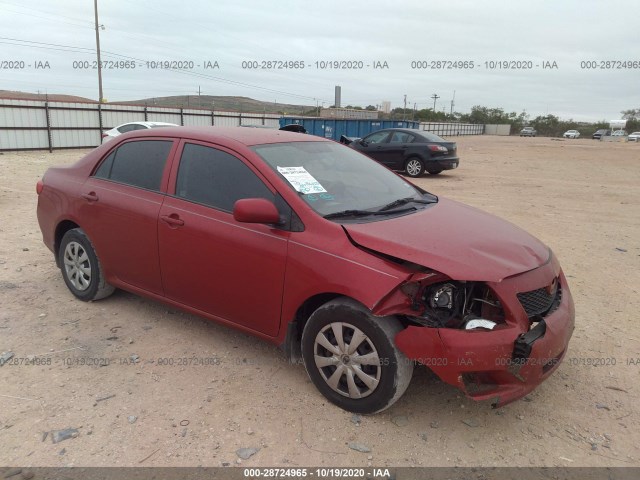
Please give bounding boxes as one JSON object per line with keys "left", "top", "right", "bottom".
{"left": 413, "top": 102, "right": 416, "bottom": 121}
{"left": 93, "top": 0, "right": 103, "bottom": 103}
{"left": 450, "top": 90, "right": 456, "bottom": 116}
{"left": 198, "top": 86, "right": 201, "bottom": 96}
{"left": 403, "top": 94, "right": 407, "bottom": 121}
{"left": 431, "top": 93, "right": 440, "bottom": 111}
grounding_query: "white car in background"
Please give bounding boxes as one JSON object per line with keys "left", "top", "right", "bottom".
{"left": 101, "top": 121, "right": 178, "bottom": 143}
{"left": 563, "top": 129, "right": 580, "bottom": 139}
{"left": 628, "top": 132, "right": 640, "bottom": 142}
{"left": 611, "top": 130, "right": 628, "bottom": 137}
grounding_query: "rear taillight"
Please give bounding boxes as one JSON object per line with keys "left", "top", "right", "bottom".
{"left": 428, "top": 145, "right": 448, "bottom": 153}
{"left": 36, "top": 180, "right": 44, "bottom": 195}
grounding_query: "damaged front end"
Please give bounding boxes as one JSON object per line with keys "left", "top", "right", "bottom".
{"left": 373, "top": 253, "right": 575, "bottom": 407}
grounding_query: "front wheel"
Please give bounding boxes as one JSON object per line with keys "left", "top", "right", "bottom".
{"left": 301, "top": 298, "right": 413, "bottom": 414}
{"left": 58, "top": 228, "right": 115, "bottom": 301}
{"left": 404, "top": 157, "right": 425, "bottom": 178}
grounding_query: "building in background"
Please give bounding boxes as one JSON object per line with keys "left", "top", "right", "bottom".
{"left": 381, "top": 101, "right": 391, "bottom": 114}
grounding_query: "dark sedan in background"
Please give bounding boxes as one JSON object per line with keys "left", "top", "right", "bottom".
{"left": 347, "top": 128, "right": 459, "bottom": 177}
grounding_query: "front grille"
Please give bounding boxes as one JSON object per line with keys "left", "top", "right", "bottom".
{"left": 517, "top": 281, "right": 561, "bottom": 318}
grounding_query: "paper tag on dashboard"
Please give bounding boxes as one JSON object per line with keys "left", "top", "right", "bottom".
{"left": 277, "top": 166, "right": 327, "bottom": 194}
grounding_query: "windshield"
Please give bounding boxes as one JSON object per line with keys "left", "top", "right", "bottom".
{"left": 252, "top": 141, "right": 431, "bottom": 218}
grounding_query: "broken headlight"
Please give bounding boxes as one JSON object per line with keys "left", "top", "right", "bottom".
{"left": 417, "top": 281, "right": 504, "bottom": 329}
{"left": 422, "top": 282, "right": 466, "bottom": 328}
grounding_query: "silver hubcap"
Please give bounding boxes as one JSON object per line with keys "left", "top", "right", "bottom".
{"left": 406, "top": 159, "right": 422, "bottom": 176}
{"left": 63, "top": 241, "right": 91, "bottom": 291}
{"left": 314, "top": 322, "right": 381, "bottom": 399}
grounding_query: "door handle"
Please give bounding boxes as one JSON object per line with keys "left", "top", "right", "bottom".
{"left": 81, "top": 192, "right": 98, "bottom": 202}
{"left": 161, "top": 214, "right": 184, "bottom": 227}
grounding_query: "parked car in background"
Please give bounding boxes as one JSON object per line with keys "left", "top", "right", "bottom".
{"left": 348, "top": 128, "right": 459, "bottom": 177}
{"left": 101, "top": 121, "right": 178, "bottom": 143}
{"left": 36, "top": 126, "right": 574, "bottom": 413}
{"left": 563, "top": 130, "right": 580, "bottom": 139}
{"left": 628, "top": 132, "right": 640, "bottom": 142}
{"left": 519, "top": 127, "right": 536, "bottom": 137}
{"left": 611, "top": 130, "right": 628, "bottom": 137}
{"left": 279, "top": 124, "right": 307, "bottom": 133}
{"left": 592, "top": 129, "right": 611, "bottom": 139}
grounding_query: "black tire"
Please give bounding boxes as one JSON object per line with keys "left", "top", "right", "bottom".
{"left": 404, "top": 157, "right": 425, "bottom": 178}
{"left": 301, "top": 298, "right": 413, "bottom": 414}
{"left": 58, "top": 228, "right": 114, "bottom": 301}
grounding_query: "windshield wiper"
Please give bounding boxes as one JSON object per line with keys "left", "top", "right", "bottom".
{"left": 323, "top": 207, "right": 415, "bottom": 220}
{"left": 377, "top": 196, "right": 435, "bottom": 212}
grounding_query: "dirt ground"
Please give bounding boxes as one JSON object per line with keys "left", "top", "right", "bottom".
{"left": 0, "top": 135, "right": 638, "bottom": 468}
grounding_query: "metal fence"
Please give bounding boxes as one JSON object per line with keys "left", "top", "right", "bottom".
{"left": 419, "top": 122, "right": 484, "bottom": 136}
{"left": 0, "top": 99, "right": 281, "bottom": 151}
{"left": 0, "top": 99, "right": 494, "bottom": 151}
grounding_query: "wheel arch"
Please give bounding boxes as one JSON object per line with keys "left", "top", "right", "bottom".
{"left": 282, "top": 293, "right": 362, "bottom": 363}
{"left": 404, "top": 153, "right": 426, "bottom": 164}
{"left": 54, "top": 220, "right": 81, "bottom": 267}
{"left": 281, "top": 291, "right": 413, "bottom": 362}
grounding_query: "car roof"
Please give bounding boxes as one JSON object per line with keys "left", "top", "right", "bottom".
{"left": 145, "top": 121, "right": 178, "bottom": 126}
{"left": 370, "top": 128, "right": 430, "bottom": 135}
{"left": 118, "top": 125, "right": 327, "bottom": 146}
{"left": 116, "top": 121, "right": 176, "bottom": 127}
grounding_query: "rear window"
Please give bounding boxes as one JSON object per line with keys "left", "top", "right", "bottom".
{"left": 416, "top": 131, "right": 446, "bottom": 142}
{"left": 94, "top": 140, "right": 173, "bottom": 191}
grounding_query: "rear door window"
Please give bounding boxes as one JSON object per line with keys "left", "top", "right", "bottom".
{"left": 117, "top": 124, "right": 138, "bottom": 133}
{"left": 389, "top": 132, "right": 415, "bottom": 143}
{"left": 93, "top": 140, "right": 173, "bottom": 191}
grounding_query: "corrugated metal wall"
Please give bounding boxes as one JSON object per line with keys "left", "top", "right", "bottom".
{"left": 484, "top": 124, "right": 511, "bottom": 136}
{"left": 0, "top": 99, "right": 281, "bottom": 151}
{"left": 419, "top": 122, "right": 484, "bottom": 136}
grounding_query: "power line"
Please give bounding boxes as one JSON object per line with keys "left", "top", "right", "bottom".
{"left": 0, "top": 1, "right": 93, "bottom": 29}
{"left": 0, "top": 37, "right": 330, "bottom": 103}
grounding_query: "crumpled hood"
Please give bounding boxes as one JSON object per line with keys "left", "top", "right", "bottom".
{"left": 344, "top": 198, "right": 550, "bottom": 282}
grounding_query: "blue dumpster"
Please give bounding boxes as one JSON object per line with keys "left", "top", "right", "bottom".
{"left": 279, "top": 118, "right": 420, "bottom": 141}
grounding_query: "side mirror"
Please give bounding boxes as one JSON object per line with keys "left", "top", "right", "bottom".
{"left": 359, "top": 139, "right": 367, "bottom": 147}
{"left": 233, "top": 198, "right": 282, "bottom": 225}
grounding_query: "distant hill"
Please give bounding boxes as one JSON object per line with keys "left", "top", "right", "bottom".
{"left": 0, "top": 90, "right": 96, "bottom": 103}
{"left": 115, "top": 95, "right": 314, "bottom": 114}
{"left": 0, "top": 91, "right": 315, "bottom": 115}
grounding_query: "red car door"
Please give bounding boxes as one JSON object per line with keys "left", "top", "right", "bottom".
{"left": 157, "top": 141, "right": 289, "bottom": 337}
{"left": 79, "top": 139, "right": 177, "bottom": 295}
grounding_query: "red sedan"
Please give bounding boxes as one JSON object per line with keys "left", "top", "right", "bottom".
{"left": 36, "top": 126, "right": 574, "bottom": 414}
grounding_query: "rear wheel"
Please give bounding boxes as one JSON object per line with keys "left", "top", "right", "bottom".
{"left": 301, "top": 298, "right": 413, "bottom": 414}
{"left": 404, "top": 157, "right": 425, "bottom": 178}
{"left": 58, "top": 228, "right": 114, "bottom": 301}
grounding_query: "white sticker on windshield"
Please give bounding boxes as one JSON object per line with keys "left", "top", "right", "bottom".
{"left": 277, "top": 166, "right": 327, "bottom": 194}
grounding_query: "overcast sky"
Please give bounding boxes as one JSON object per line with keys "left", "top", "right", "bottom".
{"left": 0, "top": 0, "right": 637, "bottom": 121}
